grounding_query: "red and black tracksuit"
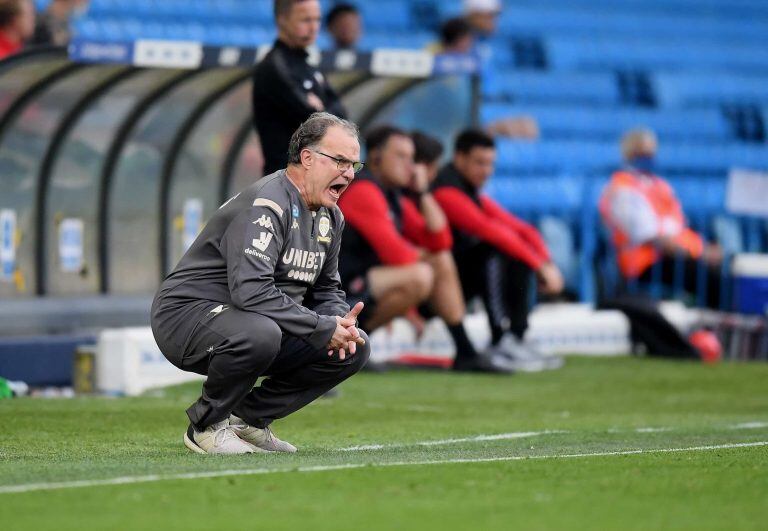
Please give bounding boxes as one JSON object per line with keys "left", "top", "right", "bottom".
{"left": 338, "top": 171, "right": 452, "bottom": 329}
{"left": 432, "top": 164, "right": 551, "bottom": 342}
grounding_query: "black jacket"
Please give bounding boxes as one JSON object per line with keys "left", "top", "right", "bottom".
{"left": 252, "top": 40, "right": 347, "bottom": 175}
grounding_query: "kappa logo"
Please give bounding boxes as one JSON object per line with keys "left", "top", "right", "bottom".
{"left": 252, "top": 232, "right": 273, "bottom": 251}
{"left": 317, "top": 215, "right": 331, "bottom": 243}
{"left": 253, "top": 215, "right": 274, "bottom": 230}
{"left": 209, "top": 304, "right": 228, "bottom": 316}
{"left": 291, "top": 219, "right": 299, "bottom": 230}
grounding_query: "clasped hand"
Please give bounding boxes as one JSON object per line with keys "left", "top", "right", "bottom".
{"left": 327, "top": 301, "right": 365, "bottom": 360}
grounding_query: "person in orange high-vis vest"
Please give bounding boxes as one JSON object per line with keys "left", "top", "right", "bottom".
{"left": 599, "top": 129, "right": 723, "bottom": 308}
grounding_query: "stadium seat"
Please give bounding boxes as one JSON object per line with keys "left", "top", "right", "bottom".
{"left": 481, "top": 104, "right": 732, "bottom": 142}
{"left": 481, "top": 71, "right": 620, "bottom": 106}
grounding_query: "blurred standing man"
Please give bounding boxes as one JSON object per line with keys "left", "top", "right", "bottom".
{"left": 31, "top": 0, "right": 87, "bottom": 46}
{"left": 325, "top": 2, "right": 361, "bottom": 51}
{"left": 432, "top": 129, "right": 564, "bottom": 371}
{"left": 0, "top": 0, "right": 35, "bottom": 59}
{"left": 338, "top": 126, "right": 514, "bottom": 373}
{"left": 253, "top": 0, "right": 347, "bottom": 175}
{"left": 599, "top": 128, "right": 723, "bottom": 308}
{"left": 152, "top": 113, "right": 369, "bottom": 455}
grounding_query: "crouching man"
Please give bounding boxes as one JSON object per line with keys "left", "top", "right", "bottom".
{"left": 151, "top": 112, "right": 369, "bottom": 454}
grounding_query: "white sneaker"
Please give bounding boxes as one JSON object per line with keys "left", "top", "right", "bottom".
{"left": 183, "top": 419, "right": 255, "bottom": 455}
{"left": 230, "top": 415, "right": 297, "bottom": 453}
{"left": 489, "top": 334, "right": 553, "bottom": 373}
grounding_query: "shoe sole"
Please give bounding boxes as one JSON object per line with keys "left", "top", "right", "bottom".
{"left": 183, "top": 431, "right": 207, "bottom": 455}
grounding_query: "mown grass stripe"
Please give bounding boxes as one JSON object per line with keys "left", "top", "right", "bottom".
{"left": 1, "top": 441, "right": 765, "bottom": 495}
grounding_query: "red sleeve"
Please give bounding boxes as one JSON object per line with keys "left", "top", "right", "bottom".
{"left": 479, "top": 195, "right": 551, "bottom": 262}
{"left": 400, "top": 197, "right": 453, "bottom": 252}
{"left": 433, "top": 187, "right": 546, "bottom": 270}
{"left": 337, "top": 181, "right": 420, "bottom": 265}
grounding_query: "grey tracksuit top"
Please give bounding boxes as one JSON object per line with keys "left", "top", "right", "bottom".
{"left": 153, "top": 170, "right": 349, "bottom": 350}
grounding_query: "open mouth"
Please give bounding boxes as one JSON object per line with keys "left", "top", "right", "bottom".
{"left": 328, "top": 183, "right": 346, "bottom": 198}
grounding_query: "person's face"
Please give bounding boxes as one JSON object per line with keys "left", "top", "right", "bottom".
{"left": 447, "top": 34, "right": 474, "bottom": 54}
{"left": 17, "top": 0, "right": 35, "bottom": 39}
{"left": 301, "top": 125, "right": 361, "bottom": 209}
{"left": 634, "top": 135, "right": 658, "bottom": 158}
{"left": 329, "top": 12, "right": 361, "bottom": 49}
{"left": 454, "top": 146, "right": 496, "bottom": 188}
{"left": 467, "top": 11, "right": 499, "bottom": 36}
{"left": 374, "top": 135, "right": 415, "bottom": 188}
{"left": 278, "top": 0, "right": 321, "bottom": 49}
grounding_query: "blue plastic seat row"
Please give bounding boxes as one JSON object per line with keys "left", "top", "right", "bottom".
{"left": 482, "top": 71, "right": 620, "bottom": 105}
{"left": 546, "top": 36, "right": 768, "bottom": 72}
{"left": 508, "top": 0, "right": 768, "bottom": 18}
{"left": 86, "top": 0, "right": 273, "bottom": 25}
{"left": 493, "top": 139, "right": 768, "bottom": 174}
{"left": 497, "top": 5, "right": 768, "bottom": 42}
{"left": 481, "top": 104, "right": 732, "bottom": 142}
{"left": 653, "top": 73, "right": 768, "bottom": 107}
{"left": 73, "top": 17, "right": 275, "bottom": 46}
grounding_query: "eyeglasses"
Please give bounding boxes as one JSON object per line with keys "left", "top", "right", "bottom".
{"left": 313, "top": 150, "right": 365, "bottom": 174}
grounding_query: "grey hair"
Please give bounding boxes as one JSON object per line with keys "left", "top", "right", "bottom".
{"left": 287, "top": 112, "right": 360, "bottom": 165}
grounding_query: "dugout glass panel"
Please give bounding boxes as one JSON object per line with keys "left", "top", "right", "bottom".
{"left": 44, "top": 68, "right": 180, "bottom": 296}
{"left": 107, "top": 69, "right": 243, "bottom": 295}
{"left": 0, "top": 52, "right": 69, "bottom": 118}
{"left": 365, "top": 75, "right": 475, "bottom": 158}
{"left": 165, "top": 81, "right": 252, "bottom": 271}
{"left": 0, "top": 65, "right": 123, "bottom": 298}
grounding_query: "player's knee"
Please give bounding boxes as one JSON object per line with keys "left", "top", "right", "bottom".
{"left": 409, "top": 262, "right": 434, "bottom": 300}
{"left": 239, "top": 318, "right": 282, "bottom": 368}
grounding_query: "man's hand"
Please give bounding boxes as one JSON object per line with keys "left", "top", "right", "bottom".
{"left": 537, "top": 261, "right": 564, "bottom": 295}
{"left": 410, "top": 164, "right": 430, "bottom": 194}
{"left": 307, "top": 92, "right": 325, "bottom": 111}
{"left": 327, "top": 302, "right": 365, "bottom": 360}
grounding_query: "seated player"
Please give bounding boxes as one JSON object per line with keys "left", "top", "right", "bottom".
{"left": 599, "top": 128, "right": 723, "bottom": 308}
{"left": 338, "top": 125, "right": 514, "bottom": 373}
{"left": 432, "top": 129, "right": 564, "bottom": 371}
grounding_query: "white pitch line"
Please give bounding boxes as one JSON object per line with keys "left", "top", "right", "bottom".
{"left": 340, "top": 430, "right": 567, "bottom": 451}
{"left": 730, "top": 421, "right": 768, "bottom": 430}
{"left": 1, "top": 441, "right": 765, "bottom": 495}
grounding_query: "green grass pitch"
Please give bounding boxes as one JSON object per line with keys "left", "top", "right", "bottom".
{"left": 1, "top": 356, "right": 767, "bottom": 530}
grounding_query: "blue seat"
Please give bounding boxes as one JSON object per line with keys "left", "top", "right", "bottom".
{"left": 655, "top": 73, "right": 768, "bottom": 107}
{"left": 482, "top": 71, "right": 619, "bottom": 105}
{"left": 481, "top": 104, "right": 731, "bottom": 142}
{"left": 358, "top": 1, "right": 413, "bottom": 31}
{"left": 495, "top": 140, "right": 621, "bottom": 174}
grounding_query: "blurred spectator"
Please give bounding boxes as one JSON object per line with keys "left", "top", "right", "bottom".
{"left": 463, "top": 0, "right": 501, "bottom": 37}
{"left": 411, "top": 130, "right": 444, "bottom": 181}
{"left": 599, "top": 128, "right": 723, "bottom": 308}
{"left": 432, "top": 128, "right": 564, "bottom": 372}
{"left": 462, "top": 0, "right": 501, "bottom": 65}
{"left": 31, "top": 0, "right": 87, "bottom": 46}
{"left": 324, "top": 2, "right": 361, "bottom": 51}
{"left": 252, "top": 0, "right": 347, "bottom": 175}
{"left": 437, "top": 17, "right": 473, "bottom": 54}
{"left": 338, "top": 126, "right": 514, "bottom": 373}
{"left": 0, "top": 0, "right": 35, "bottom": 59}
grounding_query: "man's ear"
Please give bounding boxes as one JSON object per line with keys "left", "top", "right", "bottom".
{"left": 300, "top": 148, "right": 313, "bottom": 168}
